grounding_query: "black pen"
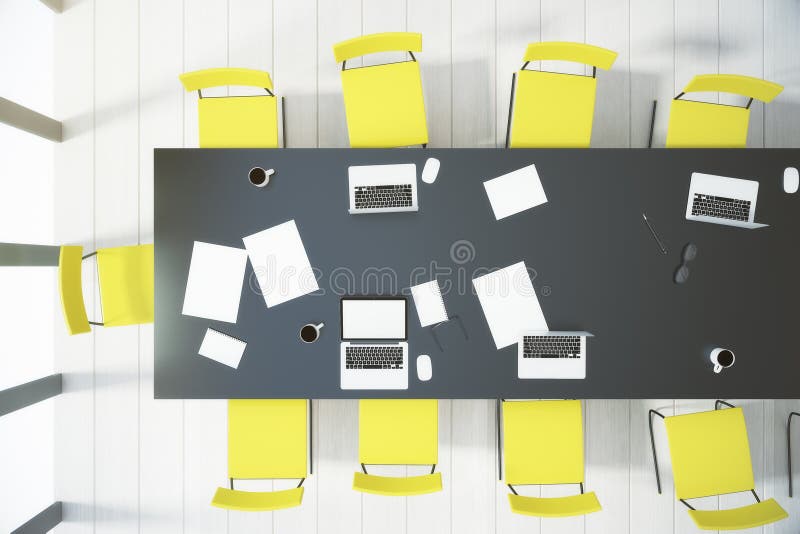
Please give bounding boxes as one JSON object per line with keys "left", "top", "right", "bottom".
{"left": 642, "top": 213, "right": 668, "bottom": 255}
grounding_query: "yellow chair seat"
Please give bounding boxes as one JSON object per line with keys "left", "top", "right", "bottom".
{"left": 666, "top": 99, "right": 750, "bottom": 148}
{"left": 687, "top": 499, "right": 787, "bottom": 531}
{"left": 508, "top": 491, "right": 601, "bottom": 517}
{"left": 352, "top": 472, "right": 442, "bottom": 496}
{"left": 96, "top": 245, "right": 154, "bottom": 327}
{"left": 211, "top": 487, "right": 304, "bottom": 512}
{"left": 198, "top": 95, "right": 278, "bottom": 148}
{"left": 341, "top": 61, "right": 428, "bottom": 148}
{"left": 510, "top": 70, "right": 597, "bottom": 148}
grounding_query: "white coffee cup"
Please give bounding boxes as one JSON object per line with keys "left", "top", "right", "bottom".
{"left": 300, "top": 322, "right": 324, "bottom": 343}
{"left": 710, "top": 348, "right": 735, "bottom": 373}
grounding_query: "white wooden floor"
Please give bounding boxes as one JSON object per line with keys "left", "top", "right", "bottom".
{"left": 52, "top": 0, "right": 800, "bottom": 533}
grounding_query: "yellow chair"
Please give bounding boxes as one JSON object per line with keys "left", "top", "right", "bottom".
{"left": 333, "top": 32, "right": 428, "bottom": 148}
{"left": 353, "top": 399, "right": 442, "bottom": 496}
{"left": 58, "top": 244, "right": 154, "bottom": 335}
{"left": 649, "top": 400, "right": 787, "bottom": 530}
{"left": 506, "top": 42, "right": 618, "bottom": 148}
{"left": 498, "top": 399, "right": 601, "bottom": 517}
{"left": 663, "top": 74, "right": 783, "bottom": 148}
{"left": 212, "top": 399, "right": 310, "bottom": 512}
{"left": 179, "top": 68, "right": 281, "bottom": 148}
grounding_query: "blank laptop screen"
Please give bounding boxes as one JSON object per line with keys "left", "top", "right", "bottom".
{"left": 341, "top": 298, "right": 407, "bottom": 341}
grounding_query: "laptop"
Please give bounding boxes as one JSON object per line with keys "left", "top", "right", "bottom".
{"left": 686, "top": 172, "right": 768, "bottom": 229}
{"left": 348, "top": 163, "right": 418, "bottom": 214}
{"left": 518, "top": 331, "right": 593, "bottom": 379}
{"left": 340, "top": 297, "right": 409, "bottom": 390}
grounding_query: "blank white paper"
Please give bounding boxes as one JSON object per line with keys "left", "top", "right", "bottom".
{"left": 472, "top": 261, "right": 548, "bottom": 349}
{"left": 243, "top": 219, "right": 319, "bottom": 308}
{"left": 483, "top": 163, "right": 548, "bottom": 220}
{"left": 182, "top": 241, "right": 248, "bottom": 323}
{"left": 198, "top": 328, "right": 246, "bottom": 368}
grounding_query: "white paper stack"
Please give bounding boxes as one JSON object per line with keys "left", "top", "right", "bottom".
{"left": 472, "top": 261, "right": 548, "bottom": 349}
{"left": 182, "top": 241, "right": 248, "bottom": 323}
{"left": 243, "top": 219, "right": 319, "bottom": 308}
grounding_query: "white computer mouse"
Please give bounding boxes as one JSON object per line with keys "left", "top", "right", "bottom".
{"left": 416, "top": 354, "right": 432, "bottom": 381}
{"left": 421, "top": 158, "right": 440, "bottom": 184}
{"left": 784, "top": 167, "right": 799, "bottom": 193}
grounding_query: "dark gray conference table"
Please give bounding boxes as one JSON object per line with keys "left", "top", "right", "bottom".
{"left": 154, "top": 148, "right": 800, "bottom": 399}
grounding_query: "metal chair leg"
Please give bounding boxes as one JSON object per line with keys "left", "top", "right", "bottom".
{"left": 789, "top": 412, "right": 800, "bottom": 497}
{"left": 505, "top": 74, "right": 516, "bottom": 149}
{"left": 647, "top": 100, "right": 657, "bottom": 148}
{"left": 496, "top": 398, "right": 502, "bottom": 481}
{"left": 715, "top": 399, "right": 735, "bottom": 410}
{"left": 649, "top": 409, "right": 666, "bottom": 494}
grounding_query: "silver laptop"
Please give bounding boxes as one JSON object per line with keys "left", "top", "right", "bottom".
{"left": 518, "top": 331, "right": 593, "bottom": 379}
{"left": 340, "top": 297, "right": 409, "bottom": 390}
{"left": 686, "top": 172, "right": 768, "bottom": 229}
{"left": 348, "top": 163, "right": 418, "bottom": 214}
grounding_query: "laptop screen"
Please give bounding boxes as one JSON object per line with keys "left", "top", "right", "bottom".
{"left": 341, "top": 298, "right": 407, "bottom": 341}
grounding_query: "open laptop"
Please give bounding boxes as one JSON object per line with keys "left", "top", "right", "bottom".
{"left": 686, "top": 172, "right": 768, "bottom": 229}
{"left": 340, "top": 296, "right": 409, "bottom": 390}
{"left": 348, "top": 163, "right": 418, "bottom": 214}
{"left": 518, "top": 331, "right": 593, "bottom": 379}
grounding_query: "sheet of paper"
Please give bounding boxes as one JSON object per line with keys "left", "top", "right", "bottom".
{"left": 472, "top": 261, "right": 548, "bottom": 349}
{"left": 483, "top": 163, "right": 548, "bottom": 220}
{"left": 198, "top": 328, "right": 246, "bottom": 369}
{"left": 243, "top": 219, "right": 319, "bottom": 308}
{"left": 182, "top": 241, "right": 248, "bottom": 323}
{"left": 410, "top": 280, "right": 449, "bottom": 327}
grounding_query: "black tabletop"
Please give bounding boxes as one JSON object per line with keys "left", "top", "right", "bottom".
{"left": 154, "top": 148, "right": 800, "bottom": 399}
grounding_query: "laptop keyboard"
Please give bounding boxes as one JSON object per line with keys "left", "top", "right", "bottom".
{"left": 691, "top": 193, "right": 750, "bottom": 222}
{"left": 346, "top": 346, "right": 404, "bottom": 369}
{"left": 522, "top": 336, "right": 581, "bottom": 359}
{"left": 354, "top": 184, "right": 413, "bottom": 209}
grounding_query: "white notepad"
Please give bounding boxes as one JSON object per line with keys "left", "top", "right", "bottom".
{"left": 472, "top": 261, "right": 548, "bottom": 349}
{"left": 182, "top": 241, "right": 248, "bottom": 323}
{"left": 483, "top": 163, "right": 548, "bottom": 220}
{"left": 410, "top": 280, "right": 449, "bottom": 327}
{"left": 243, "top": 220, "right": 319, "bottom": 308}
{"left": 198, "top": 328, "right": 247, "bottom": 369}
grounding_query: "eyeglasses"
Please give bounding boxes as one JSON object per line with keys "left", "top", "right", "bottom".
{"left": 673, "top": 242, "right": 697, "bottom": 284}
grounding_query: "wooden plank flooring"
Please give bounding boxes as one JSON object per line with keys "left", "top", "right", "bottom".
{"left": 51, "top": 1, "right": 800, "bottom": 532}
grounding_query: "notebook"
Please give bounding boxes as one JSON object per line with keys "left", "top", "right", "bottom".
{"left": 483, "top": 163, "right": 548, "bottom": 220}
{"left": 198, "top": 328, "right": 247, "bottom": 369}
{"left": 410, "top": 280, "right": 449, "bottom": 327}
{"left": 182, "top": 241, "right": 248, "bottom": 323}
{"left": 472, "top": 261, "right": 548, "bottom": 349}
{"left": 243, "top": 219, "right": 319, "bottom": 308}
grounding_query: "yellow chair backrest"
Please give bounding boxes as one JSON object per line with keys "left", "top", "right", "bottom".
{"left": 503, "top": 400, "right": 584, "bottom": 485}
{"left": 359, "top": 399, "right": 437, "bottom": 466}
{"left": 211, "top": 486, "right": 304, "bottom": 512}
{"left": 96, "top": 245, "right": 154, "bottom": 327}
{"left": 333, "top": 32, "right": 428, "bottom": 148}
{"left": 509, "top": 42, "right": 617, "bottom": 148}
{"left": 665, "top": 74, "right": 783, "bottom": 148}
{"left": 179, "top": 68, "right": 278, "bottom": 148}
{"left": 228, "top": 399, "right": 308, "bottom": 480}
{"left": 664, "top": 407, "right": 754, "bottom": 500}
{"left": 58, "top": 246, "right": 91, "bottom": 335}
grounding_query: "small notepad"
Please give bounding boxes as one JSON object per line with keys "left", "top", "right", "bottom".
{"left": 410, "top": 280, "right": 449, "bottom": 327}
{"left": 198, "top": 328, "right": 247, "bottom": 369}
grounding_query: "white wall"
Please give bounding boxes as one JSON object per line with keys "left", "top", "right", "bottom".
{"left": 0, "top": 0, "right": 56, "bottom": 531}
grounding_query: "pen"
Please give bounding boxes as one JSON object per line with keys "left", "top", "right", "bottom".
{"left": 642, "top": 213, "right": 668, "bottom": 255}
